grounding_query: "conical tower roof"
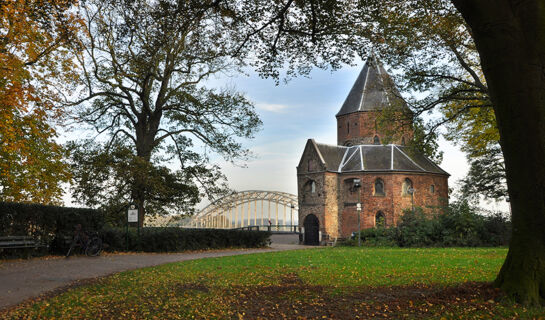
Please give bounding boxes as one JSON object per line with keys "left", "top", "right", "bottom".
{"left": 336, "top": 56, "right": 409, "bottom": 116}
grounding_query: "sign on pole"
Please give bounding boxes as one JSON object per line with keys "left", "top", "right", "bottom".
{"left": 128, "top": 204, "right": 138, "bottom": 223}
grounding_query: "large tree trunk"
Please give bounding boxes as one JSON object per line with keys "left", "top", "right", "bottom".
{"left": 131, "top": 113, "right": 162, "bottom": 227}
{"left": 452, "top": 0, "right": 545, "bottom": 305}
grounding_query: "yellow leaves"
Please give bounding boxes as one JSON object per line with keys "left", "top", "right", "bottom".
{"left": 0, "top": 0, "right": 79, "bottom": 204}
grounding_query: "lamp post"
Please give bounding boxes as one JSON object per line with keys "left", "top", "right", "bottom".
{"left": 290, "top": 203, "right": 295, "bottom": 232}
{"left": 353, "top": 178, "right": 362, "bottom": 247}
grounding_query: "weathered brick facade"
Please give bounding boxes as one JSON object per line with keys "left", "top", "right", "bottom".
{"left": 296, "top": 57, "right": 449, "bottom": 244}
{"left": 337, "top": 111, "right": 413, "bottom": 146}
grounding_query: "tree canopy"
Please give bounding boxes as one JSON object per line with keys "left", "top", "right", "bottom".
{"left": 69, "top": 0, "right": 262, "bottom": 224}
{"left": 0, "top": 0, "right": 80, "bottom": 203}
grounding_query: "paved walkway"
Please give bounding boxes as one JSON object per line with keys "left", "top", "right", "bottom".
{"left": 0, "top": 243, "right": 310, "bottom": 310}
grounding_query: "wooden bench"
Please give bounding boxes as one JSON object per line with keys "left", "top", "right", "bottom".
{"left": 0, "top": 236, "right": 46, "bottom": 253}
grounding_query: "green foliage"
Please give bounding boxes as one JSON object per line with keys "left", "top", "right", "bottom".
{"left": 349, "top": 201, "right": 511, "bottom": 247}
{"left": 459, "top": 144, "right": 508, "bottom": 201}
{"left": 0, "top": 202, "right": 269, "bottom": 257}
{"left": 68, "top": 141, "right": 201, "bottom": 222}
{"left": 69, "top": 0, "right": 263, "bottom": 221}
{"left": 99, "top": 227, "right": 271, "bottom": 253}
{"left": 0, "top": 202, "right": 104, "bottom": 256}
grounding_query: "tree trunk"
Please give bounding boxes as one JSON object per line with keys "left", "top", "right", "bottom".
{"left": 452, "top": 0, "right": 545, "bottom": 305}
{"left": 131, "top": 114, "right": 161, "bottom": 227}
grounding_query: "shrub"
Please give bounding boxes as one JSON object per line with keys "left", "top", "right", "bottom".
{"left": 99, "top": 227, "right": 271, "bottom": 252}
{"left": 349, "top": 201, "right": 511, "bottom": 247}
{"left": 1, "top": 202, "right": 271, "bottom": 257}
{"left": 357, "top": 227, "right": 399, "bottom": 247}
{"left": 0, "top": 202, "right": 104, "bottom": 249}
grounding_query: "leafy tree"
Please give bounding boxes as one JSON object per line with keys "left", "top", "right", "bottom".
{"left": 68, "top": 141, "right": 225, "bottom": 226}
{"left": 451, "top": 0, "right": 545, "bottom": 305}
{"left": 226, "top": 0, "right": 544, "bottom": 305}
{"left": 0, "top": 0, "right": 80, "bottom": 204}
{"left": 460, "top": 144, "right": 508, "bottom": 202}
{"left": 365, "top": 1, "right": 506, "bottom": 199}
{"left": 70, "top": 0, "right": 262, "bottom": 225}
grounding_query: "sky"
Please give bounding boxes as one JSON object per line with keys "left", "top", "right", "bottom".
{"left": 203, "top": 61, "right": 507, "bottom": 212}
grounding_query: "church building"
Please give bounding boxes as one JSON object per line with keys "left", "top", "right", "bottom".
{"left": 297, "top": 56, "right": 449, "bottom": 245}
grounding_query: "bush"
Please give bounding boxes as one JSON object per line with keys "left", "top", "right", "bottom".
{"left": 348, "top": 201, "right": 511, "bottom": 247}
{"left": 1, "top": 202, "right": 270, "bottom": 257}
{"left": 358, "top": 227, "right": 399, "bottom": 247}
{"left": 99, "top": 227, "right": 271, "bottom": 252}
{"left": 0, "top": 202, "right": 104, "bottom": 256}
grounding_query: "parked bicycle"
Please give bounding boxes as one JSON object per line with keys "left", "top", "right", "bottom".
{"left": 65, "top": 224, "right": 103, "bottom": 257}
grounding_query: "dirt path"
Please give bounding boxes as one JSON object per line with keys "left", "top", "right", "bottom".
{"left": 0, "top": 243, "right": 310, "bottom": 310}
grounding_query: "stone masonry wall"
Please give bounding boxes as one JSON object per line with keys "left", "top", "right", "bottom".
{"left": 337, "top": 111, "right": 413, "bottom": 146}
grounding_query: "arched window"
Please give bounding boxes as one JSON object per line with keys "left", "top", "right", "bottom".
{"left": 401, "top": 136, "right": 406, "bottom": 145}
{"left": 402, "top": 178, "right": 413, "bottom": 196}
{"left": 343, "top": 178, "right": 359, "bottom": 203}
{"left": 375, "top": 211, "right": 386, "bottom": 227}
{"left": 373, "top": 135, "right": 380, "bottom": 145}
{"left": 374, "top": 178, "right": 385, "bottom": 195}
{"left": 430, "top": 184, "right": 435, "bottom": 193}
{"left": 304, "top": 180, "right": 316, "bottom": 194}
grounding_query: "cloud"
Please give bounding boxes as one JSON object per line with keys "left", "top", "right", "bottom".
{"left": 255, "top": 103, "right": 290, "bottom": 113}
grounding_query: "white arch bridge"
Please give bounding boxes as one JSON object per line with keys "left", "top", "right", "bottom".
{"left": 180, "top": 190, "right": 299, "bottom": 232}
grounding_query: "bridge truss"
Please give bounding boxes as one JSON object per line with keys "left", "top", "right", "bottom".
{"left": 180, "top": 190, "right": 299, "bottom": 230}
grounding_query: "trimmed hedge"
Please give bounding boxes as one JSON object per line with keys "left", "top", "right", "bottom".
{"left": 1, "top": 202, "right": 271, "bottom": 256}
{"left": 346, "top": 201, "right": 511, "bottom": 247}
{"left": 0, "top": 202, "right": 104, "bottom": 249}
{"left": 99, "top": 227, "right": 271, "bottom": 253}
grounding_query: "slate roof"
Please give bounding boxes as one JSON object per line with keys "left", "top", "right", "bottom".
{"left": 336, "top": 56, "right": 409, "bottom": 116}
{"left": 313, "top": 142, "right": 449, "bottom": 175}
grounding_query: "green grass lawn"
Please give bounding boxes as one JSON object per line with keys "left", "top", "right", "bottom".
{"left": 3, "top": 247, "right": 544, "bottom": 319}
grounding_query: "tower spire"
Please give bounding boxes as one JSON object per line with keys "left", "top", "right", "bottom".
{"left": 336, "top": 55, "right": 407, "bottom": 117}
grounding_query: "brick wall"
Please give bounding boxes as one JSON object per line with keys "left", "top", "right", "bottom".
{"left": 336, "top": 111, "right": 413, "bottom": 146}
{"left": 337, "top": 172, "right": 448, "bottom": 238}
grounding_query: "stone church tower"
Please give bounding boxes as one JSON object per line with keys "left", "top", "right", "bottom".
{"left": 296, "top": 56, "right": 449, "bottom": 245}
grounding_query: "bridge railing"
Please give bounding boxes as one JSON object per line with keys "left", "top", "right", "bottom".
{"left": 232, "top": 225, "right": 300, "bottom": 233}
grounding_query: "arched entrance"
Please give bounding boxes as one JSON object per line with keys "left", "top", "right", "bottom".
{"left": 303, "top": 214, "right": 319, "bottom": 245}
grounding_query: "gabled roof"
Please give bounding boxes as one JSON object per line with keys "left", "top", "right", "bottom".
{"left": 336, "top": 56, "right": 409, "bottom": 116}
{"left": 310, "top": 141, "right": 449, "bottom": 176}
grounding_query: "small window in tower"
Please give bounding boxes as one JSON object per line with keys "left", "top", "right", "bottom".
{"left": 374, "top": 178, "right": 385, "bottom": 196}
{"left": 430, "top": 184, "right": 435, "bottom": 193}
{"left": 303, "top": 180, "right": 317, "bottom": 194}
{"left": 375, "top": 211, "right": 386, "bottom": 227}
{"left": 347, "top": 122, "right": 350, "bottom": 134}
{"left": 374, "top": 135, "right": 380, "bottom": 145}
{"left": 401, "top": 136, "right": 406, "bottom": 145}
{"left": 308, "top": 159, "right": 315, "bottom": 172}
{"left": 402, "top": 178, "right": 413, "bottom": 196}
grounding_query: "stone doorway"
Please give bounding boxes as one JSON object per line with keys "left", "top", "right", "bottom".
{"left": 303, "top": 214, "right": 319, "bottom": 245}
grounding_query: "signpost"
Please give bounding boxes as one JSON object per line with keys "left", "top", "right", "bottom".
{"left": 127, "top": 204, "right": 139, "bottom": 251}
{"left": 128, "top": 206, "right": 138, "bottom": 223}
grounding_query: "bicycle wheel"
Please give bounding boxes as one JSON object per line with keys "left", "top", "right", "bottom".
{"left": 85, "top": 237, "right": 103, "bottom": 257}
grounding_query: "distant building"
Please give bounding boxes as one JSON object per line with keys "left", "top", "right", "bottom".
{"left": 297, "top": 56, "right": 449, "bottom": 245}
